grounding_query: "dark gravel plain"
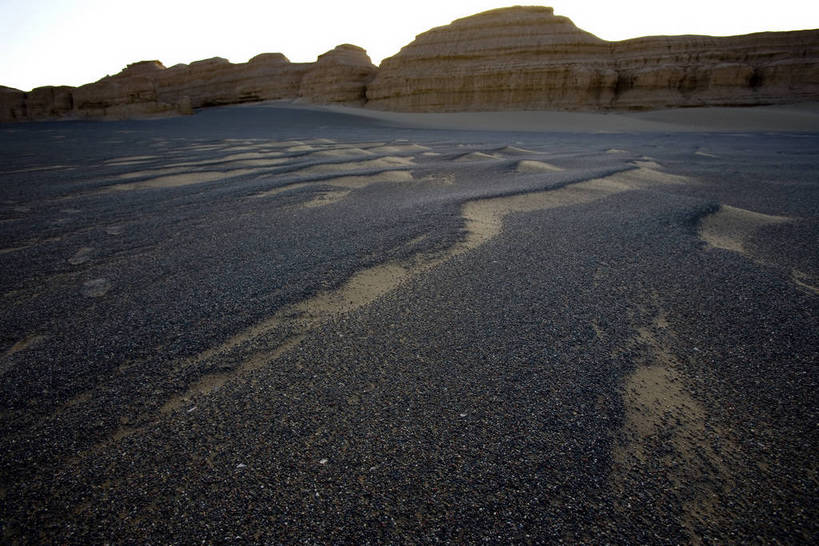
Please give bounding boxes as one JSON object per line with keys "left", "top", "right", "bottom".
{"left": 1, "top": 103, "right": 817, "bottom": 543}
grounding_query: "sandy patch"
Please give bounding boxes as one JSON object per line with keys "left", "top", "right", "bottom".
{"left": 0, "top": 245, "right": 34, "bottom": 255}
{"left": 104, "top": 155, "right": 156, "bottom": 164}
{"left": 81, "top": 278, "right": 111, "bottom": 297}
{"left": 112, "top": 172, "right": 225, "bottom": 190}
{"left": 610, "top": 303, "right": 737, "bottom": 541}
{"left": 252, "top": 183, "right": 311, "bottom": 198}
{"left": 110, "top": 169, "right": 257, "bottom": 191}
{"left": 791, "top": 270, "right": 819, "bottom": 295}
{"left": 184, "top": 144, "right": 226, "bottom": 151}
{"left": 253, "top": 171, "right": 414, "bottom": 199}
{"left": 498, "top": 146, "right": 536, "bottom": 155}
{"left": 2, "top": 165, "right": 69, "bottom": 174}
{"left": 515, "top": 160, "right": 563, "bottom": 173}
{"left": 167, "top": 156, "right": 289, "bottom": 169}
{"left": 264, "top": 140, "right": 306, "bottom": 148}
{"left": 219, "top": 152, "right": 282, "bottom": 162}
{"left": 699, "top": 205, "right": 791, "bottom": 255}
{"left": 118, "top": 167, "right": 187, "bottom": 180}
{"left": 321, "top": 171, "right": 414, "bottom": 189}
{"left": 231, "top": 159, "right": 291, "bottom": 168}
{"left": 624, "top": 163, "right": 689, "bottom": 185}
{"left": 292, "top": 156, "right": 414, "bottom": 177}
{"left": 631, "top": 160, "right": 664, "bottom": 170}
{"left": 367, "top": 144, "right": 430, "bottom": 154}
{"left": 455, "top": 152, "right": 501, "bottom": 162}
{"left": 309, "top": 148, "right": 375, "bottom": 159}
{"left": 3, "top": 334, "right": 46, "bottom": 358}
{"left": 68, "top": 247, "right": 94, "bottom": 265}
{"left": 301, "top": 190, "right": 352, "bottom": 208}
{"left": 287, "top": 145, "right": 318, "bottom": 152}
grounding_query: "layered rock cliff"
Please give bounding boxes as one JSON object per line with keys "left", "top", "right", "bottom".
{"left": 298, "top": 45, "right": 376, "bottom": 105}
{"left": 366, "top": 6, "right": 819, "bottom": 111}
{"left": 0, "top": 46, "right": 356, "bottom": 121}
{"left": 0, "top": 86, "right": 27, "bottom": 123}
{"left": 154, "top": 54, "right": 310, "bottom": 109}
{"left": 2, "top": 6, "right": 818, "bottom": 121}
{"left": 367, "top": 6, "right": 616, "bottom": 111}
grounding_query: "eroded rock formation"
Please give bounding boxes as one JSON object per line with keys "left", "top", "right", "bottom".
{"left": 155, "top": 54, "right": 309, "bottom": 109}
{"left": 366, "top": 6, "right": 819, "bottom": 111}
{"left": 298, "top": 44, "right": 377, "bottom": 105}
{"left": 2, "top": 6, "right": 818, "bottom": 121}
{"left": 367, "top": 6, "right": 615, "bottom": 111}
{"left": 71, "top": 60, "right": 181, "bottom": 119}
{"left": 0, "top": 86, "right": 27, "bottom": 123}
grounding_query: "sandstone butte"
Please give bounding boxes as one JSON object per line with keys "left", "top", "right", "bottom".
{"left": 2, "top": 6, "right": 818, "bottom": 122}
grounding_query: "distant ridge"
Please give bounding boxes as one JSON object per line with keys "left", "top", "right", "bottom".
{"left": 2, "top": 6, "right": 818, "bottom": 121}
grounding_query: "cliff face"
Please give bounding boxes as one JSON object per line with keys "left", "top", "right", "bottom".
{"left": 0, "top": 86, "right": 27, "bottom": 123}
{"left": 3, "top": 6, "right": 819, "bottom": 121}
{"left": 298, "top": 45, "right": 377, "bottom": 105}
{"left": 609, "top": 32, "right": 819, "bottom": 109}
{"left": 367, "top": 6, "right": 617, "bottom": 111}
{"left": 366, "top": 6, "right": 819, "bottom": 111}
{"left": 2, "top": 44, "right": 371, "bottom": 121}
{"left": 71, "top": 60, "right": 181, "bottom": 118}
{"left": 154, "top": 54, "right": 310, "bottom": 109}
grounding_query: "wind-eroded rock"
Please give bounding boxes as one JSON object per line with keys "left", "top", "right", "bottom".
{"left": 72, "top": 60, "right": 180, "bottom": 119}
{"left": 366, "top": 6, "right": 819, "bottom": 111}
{"left": 3, "top": 6, "right": 818, "bottom": 120}
{"left": 367, "top": 6, "right": 614, "bottom": 111}
{"left": 610, "top": 32, "right": 819, "bottom": 109}
{"left": 0, "top": 86, "right": 27, "bottom": 123}
{"left": 155, "top": 54, "right": 309, "bottom": 109}
{"left": 299, "top": 45, "right": 377, "bottom": 105}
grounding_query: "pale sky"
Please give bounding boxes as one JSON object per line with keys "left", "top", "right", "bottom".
{"left": 2, "top": 0, "right": 817, "bottom": 92}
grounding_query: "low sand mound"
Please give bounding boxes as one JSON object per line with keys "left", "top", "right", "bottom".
{"left": 117, "top": 167, "right": 188, "bottom": 180}
{"left": 302, "top": 190, "right": 351, "bottom": 208}
{"left": 253, "top": 171, "right": 414, "bottom": 199}
{"left": 367, "top": 144, "right": 430, "bottom": 154}
{"left": 292, "top": 156, "right": 414, "bottom": 176}
{"left": 498, "top": 146, "right": 537, "bottom": 155}
{"left": 699, "top": 205, "right": 791, "bottom": 255}
{"left": 516, "top": 160, "right": 563, "bottom": 173}
{"left": 323, "top": 171, "right": 414, "bottom": 189}
{"left": 455, "top": 152, "right": 501, "bottom": 162}
{"left": 309, "top": 147, "right": 374, "bottom": 159}
{"left": 167, "top": 154, "right": 287, "bottom": 169}
{"left": 104, "top": 155, "right": 157, "bottom": 165}
{"left": 112, "top": 169, "right": 257, "bottom": 191}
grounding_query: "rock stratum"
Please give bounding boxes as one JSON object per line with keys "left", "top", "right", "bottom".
{"left": 2, "top": 6, "right": 818, "bottom": 121}
{"left": 367, "top": 6, "right": 819, "bottom": 111}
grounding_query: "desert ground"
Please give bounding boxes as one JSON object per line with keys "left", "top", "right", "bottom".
{"left": 1, "top": 102, "right": 817, "bottom": 542}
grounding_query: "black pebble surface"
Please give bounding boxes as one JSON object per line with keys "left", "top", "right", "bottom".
{"left": 0, "top": 103, "right": 817, "bottom": 543}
